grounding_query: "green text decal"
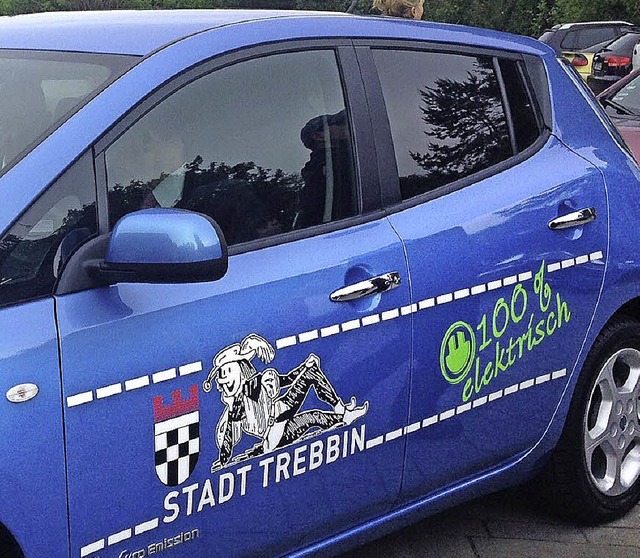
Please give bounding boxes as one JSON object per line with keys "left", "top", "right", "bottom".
{"left": 439, "top": 261, "right": 571, "bottom": 402}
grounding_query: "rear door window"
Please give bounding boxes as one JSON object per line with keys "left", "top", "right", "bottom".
{"left": 562, "top": 27, "right": 618, "bottom": 50}
{"left": 499, "top": 59, "right": 541, "bottom": 152}
{"left": 372, "top": 49, "right": 512, "bottom": 200}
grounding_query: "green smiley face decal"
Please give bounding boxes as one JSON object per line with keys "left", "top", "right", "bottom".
{"left": 439, "top": 321, "right": 477, "bottom": 384}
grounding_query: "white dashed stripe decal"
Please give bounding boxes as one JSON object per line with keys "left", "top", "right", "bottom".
{"left": 79, "top": 367, "right": 567, "bottom": 556}
{"left": 81, "top": 518, "right": 160, "bottom": 558}
{"left": 66, "top": 251, "right": 602, "bottom": 409}
{"left": 272, "top": 251, "right": 603, "bottom": 350}
{"left": 80, "top": 540, "right": 104, "bottom": 558}
{"left": 365, "top": 368, "right": 567, "bottom": 453}
{"left": 548, "top": 251, "right": 603, "bottom": 273}
{"left": 66, "top": 361, "right": 203, "bottom": 408}
{"left": 107, "top": 528, "right": 131, "bottom": 546}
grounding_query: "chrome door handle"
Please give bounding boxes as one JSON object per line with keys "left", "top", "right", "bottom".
{"left": 330, "top": 272, "right": 401, "bottom": 302}
{"left": 548, "top": 207, "right": 597, "bottom": 230}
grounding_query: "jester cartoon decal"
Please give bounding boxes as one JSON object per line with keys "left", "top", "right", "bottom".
{"left": 202, "top": 334, "right": 369, "bottom": 472}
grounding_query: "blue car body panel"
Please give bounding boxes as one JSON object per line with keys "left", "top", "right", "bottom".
{"left": 0, "top": 300, "right": 69, "bottom": 556}
{"left": 0, "top": 9, "right": 639, "bottom": 558}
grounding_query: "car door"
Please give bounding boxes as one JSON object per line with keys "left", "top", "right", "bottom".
{"left": 360, "top": 44, "right": 608, "bottom": 500}
{"left": 55, "top": 45, "right": 412, "bottom": 558}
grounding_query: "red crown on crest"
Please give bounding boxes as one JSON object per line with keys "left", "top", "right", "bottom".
{"left": 153, "top": 385, "right": 199, "bottom": 423}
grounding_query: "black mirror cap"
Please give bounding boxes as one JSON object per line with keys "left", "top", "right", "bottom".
{"left": 92, "top": 256, "right": 228, "bottom": 285}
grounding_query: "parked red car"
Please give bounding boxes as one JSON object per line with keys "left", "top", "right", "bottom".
{"left": 598, "top": 67, "right": 640, "bottom": 158}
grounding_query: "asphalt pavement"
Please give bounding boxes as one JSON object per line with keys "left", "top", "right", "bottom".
{"left": 341, "top": 487, "right": 640, "bottom": 557}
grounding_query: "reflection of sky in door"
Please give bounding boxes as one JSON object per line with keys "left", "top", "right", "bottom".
{"left": 373, "top": 50, "right": 482, "bottom": 177}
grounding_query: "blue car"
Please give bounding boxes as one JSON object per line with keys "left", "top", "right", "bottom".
{"left": 0, "top": 9, "right": 639, "bottom": 558}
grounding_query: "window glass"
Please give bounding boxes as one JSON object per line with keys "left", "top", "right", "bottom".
{"left": 604, "top": 32, "right": 640, "bottom": 55}
{"left": 560, "top": 30, "right": 579, "bottom": 50}
{"left": 611, "top": 73, "right": 640, "bottom": 113}
{"left": 105, "top": 50, "right": 357, "bottom": 246}
{"left": 0, "top": 50, "right": 135, "bottom": 172}
{"left": 373, "top": 49, "right": 512, "bottom": 200}
{"left": 0, "top": 153, "right": 97, "bottom": 307}
{"left": 499, "top": 59, "right": 541, "bottom": 152}
{"left": 568, "top": 28, "right": 617, "bottom": 50}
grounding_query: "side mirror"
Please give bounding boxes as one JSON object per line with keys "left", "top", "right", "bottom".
{"left": 95, "top": 209, "right": 228, "bottom": 284}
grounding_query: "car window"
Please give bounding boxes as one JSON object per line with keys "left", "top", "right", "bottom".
{"left": 611, "top": 73, "right": 640, "bottom": 113}
{"left": 569, "top": 27, "right": 618, "bottom": 50}
{"left": 538, "top": 30, "right": 556, "bottom": 43}
{"left": 499, "top": 59, "right": 542, "bottom": 152}
{"left": 603, "top": 33, "right": 640, "bottom": 54}
{"left": 0, "top": 153, "right": 97, "bottom": 307}
{"left": 105, "top": 50, "right": 357, "bottom": 246}
{"left": 0, "top": 50, "right": 135, "bottom": 173}
{"left": 560, "top": 30, "right": 579, "bottom": 50}
{"left": 373, "top": 49, "right": 512, "bottom": 200}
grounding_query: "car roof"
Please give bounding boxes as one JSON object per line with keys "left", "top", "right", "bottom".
{"left": 0, "top": 9, "right": 551, "bottom": 57}
{"left": 556, "top": 21, "right": 634, "bottom": 30}
{"left": 0, "top": 10, "right": 343, "bottom": 56}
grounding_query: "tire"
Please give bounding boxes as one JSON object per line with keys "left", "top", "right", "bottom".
{"left": 545, "top": 317, "right": 640, "bottom": 523}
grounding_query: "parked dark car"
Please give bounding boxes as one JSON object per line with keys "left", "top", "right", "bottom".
{"left": 588, "top": 30, "right": 640, "bottom": 93}
{"left": 539, "top": 21, "right": 634, "bottom": 54}
{"left": 539, "top": 22, "right": 635, "bottom": 82}
{"left": 598, "top": 67, "right": 640, "bottom": 158}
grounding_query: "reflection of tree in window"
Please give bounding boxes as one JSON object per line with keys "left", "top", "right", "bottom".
{"left": 403, "top": 59, "right": 511, "bottom": 199}
{"left": 0, "top": 201, "right": 96, "bottom": 305}
{"left": 108, "top": 158, "right": 305, "bottom": 246}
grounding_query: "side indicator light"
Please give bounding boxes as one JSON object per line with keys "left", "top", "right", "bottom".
{"left": 6, "top": 383, "right": 39, "bottom": 403}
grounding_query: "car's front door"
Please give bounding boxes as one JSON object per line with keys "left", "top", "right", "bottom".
{"left": 56, "top": 46, "right": 412, "bottom": 558}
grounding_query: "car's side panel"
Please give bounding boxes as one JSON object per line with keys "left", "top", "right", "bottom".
{"left": 549, "top": 51, "right": 640, "bottom": 349}
{"left": 0, "top": 299, "right": 69, "bottom": 557}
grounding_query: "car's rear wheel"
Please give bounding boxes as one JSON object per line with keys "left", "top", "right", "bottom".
{"left": 545, "top": 317, "right": 640, "bottom": 522}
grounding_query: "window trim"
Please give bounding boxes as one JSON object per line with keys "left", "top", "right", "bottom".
{"left": 494, "top": 57, "right": 519, "bottom": 157}
{"left": 94, "top": 40, "right": 380, "bottom": 256}
{"left": 354, "top": 39, "right": 550, "bottom": 212}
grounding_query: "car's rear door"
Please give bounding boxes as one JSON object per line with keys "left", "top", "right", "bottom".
{"left": 358, "top": 42, "right": 609, "bottom": 500}
{"left": 55, "top": 43, "right": 412, "bottom": 558}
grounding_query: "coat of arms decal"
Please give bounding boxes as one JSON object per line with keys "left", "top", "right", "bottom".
{"left": 153, "top": 385, "right": 200, "bottom": 486}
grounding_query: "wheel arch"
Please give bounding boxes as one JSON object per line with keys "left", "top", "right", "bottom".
{"left": 614, "top": 297, "right": 640, "bottom": 324}
{"left": 0, "top": 521, "right": 25, "bottom": 558}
